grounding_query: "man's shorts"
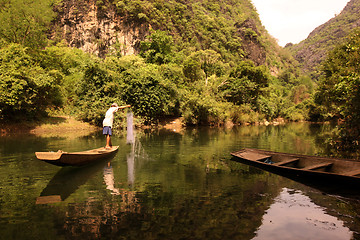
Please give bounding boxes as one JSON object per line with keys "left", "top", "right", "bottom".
{"left": 103, "top": 126, "right": 112, "bottom": 136}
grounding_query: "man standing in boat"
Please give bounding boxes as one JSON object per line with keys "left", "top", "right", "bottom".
{"left": 103, "top": 103, "right": 130, "bottom": 149}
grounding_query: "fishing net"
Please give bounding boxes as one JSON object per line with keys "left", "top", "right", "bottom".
{"left": 126, "top": 110, "right": 150, "bottom": 186}
{"left": 126, "top": 111, "right": 135, "bottom": 144}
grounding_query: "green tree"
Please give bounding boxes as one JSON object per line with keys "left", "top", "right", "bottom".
{"left": 183, "top": 54, "right": 205, "bottom": 82}
{"left": 183, "top": 50, "right": 225, "bottom": 83}
{"left": 0, "top": 43, "right": 62, "bottom": 120}
{"left": 73, "top": 60, "right": 121, "bottom": 125}
{"left": 121, "top": 64, "right": 179, "bottom": 122}
{"left": 140, "top": 30, "right": 174, "bottom": 64}
{"left": 313, "top": 31, "right": 360, "bottom": 151}
{"left": 0, "top": 0, "right": 56, "bottom": 49}
{"left": 220, "top": 61, "right": 270, "bottom": 106}
{"left": 314, "top": 31, "right": 360, "bottom": 123}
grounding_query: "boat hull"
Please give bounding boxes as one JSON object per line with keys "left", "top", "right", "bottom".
{"left": 231, "top": 148, "right": 360, "bottom": 186}
{"left": 36, "top": 146, "right": 119, "bottom": 166}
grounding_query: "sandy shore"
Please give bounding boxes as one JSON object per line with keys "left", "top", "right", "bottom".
{"left": 0, "top": 116, "right": 186, "bottom": 138}
{"left": 0, "top": 116, "right": 100, "bottom": 138}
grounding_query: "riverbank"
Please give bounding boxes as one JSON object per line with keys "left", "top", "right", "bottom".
{"left": 0, "top": 116, "right": 100, "bottom": 138}
{"left": 0, "top": 115, "right": 288, "bottom": 138}
{"left": 0, "top": 115, "right": 185, "bottom": 138}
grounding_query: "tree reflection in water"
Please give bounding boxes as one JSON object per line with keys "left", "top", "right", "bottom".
{"left": 3, "top": 123, "right": 360, "bottom": 239}
{"left": 62, "top": 143, "right": 144, "bottom": 239}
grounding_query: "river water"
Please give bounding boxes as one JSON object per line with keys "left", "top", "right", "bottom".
{"left": 0, "top": 123, "right": 359, "bottom": 239}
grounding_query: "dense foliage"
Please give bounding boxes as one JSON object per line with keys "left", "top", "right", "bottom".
{"left": 115, "top": 0, "right": 254, "bottom": 61}
{"left": 312, "top": 31, "right": 360, "bottom": 151}
{"left": 0, "top": 0, "right": 56, "bottom": 49}
{"left": 0, "top": 43, "right": 62, "bottom": 120}
{"left": 1, "top": 0, "right": 355, "bottom": 133}
{"left": 220, "top": 61, "right": 270, "bottom": 106}
{"left": 314, "top": 31, "right": 360, "bottom": 123}
{"left": 111, "top": 0, "right": 297, "bottom": 72}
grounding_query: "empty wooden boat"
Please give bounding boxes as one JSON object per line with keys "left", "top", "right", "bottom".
{"left": 36, "top": 146, "right": 119, "bottom": 166}
{"left": 231, "top": 148, "right": 360, "bottom": 184}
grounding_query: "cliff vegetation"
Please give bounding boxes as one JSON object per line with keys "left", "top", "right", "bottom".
{"left": 288, "top": 0, "right": 360, "bottom": 76}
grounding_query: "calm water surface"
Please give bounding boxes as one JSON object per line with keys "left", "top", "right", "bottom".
{"left": 0, "top": 123, "right": 359, "bottom": 239}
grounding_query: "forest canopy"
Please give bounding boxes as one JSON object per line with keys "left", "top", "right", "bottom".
{"left": 312, "top": 31, "right": 360, "bottom": 148}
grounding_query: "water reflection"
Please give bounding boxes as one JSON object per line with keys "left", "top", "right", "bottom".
{"left": 253, "top": 188, "right": 353, "bottom": 240}
{"left": 2, "top": 123, "right": 360, "bottom": 239}
{"left": 37, "top": 135, "right": 148, "bottom": 204}
{"left": 103, "top": 161, "right": 120, "bottom": 195}
{"left": 127, "top": 146, "right": 135, "bottom": 186}
{"left": 128, "top": 140, "right": 151, "bottom": 184}
{"left": 36, "top": 159, "right": 110, "bottom": 204}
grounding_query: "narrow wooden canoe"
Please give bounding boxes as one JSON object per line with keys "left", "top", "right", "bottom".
{"left": 231, "top": 148, "right": 360, "bottom": 185}
{"left": 36, "top": 146, "right": 119, "bottom": 166}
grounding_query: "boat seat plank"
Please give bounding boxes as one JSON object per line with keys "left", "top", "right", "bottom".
{"left": 344, "top": 169, "right": 360, "bottom": 176}
{"left": 235, "top": 151, "right": 271, "bottom": 161}
{"left": 273, "top": 158, "right": 299, "bottom": 166}
{"left": 303, "top": 162, "right": 333, "bottom": 170}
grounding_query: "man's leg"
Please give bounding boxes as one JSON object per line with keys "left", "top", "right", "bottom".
{"left": 106, "top": 135, "right": 111, "bottom": 149}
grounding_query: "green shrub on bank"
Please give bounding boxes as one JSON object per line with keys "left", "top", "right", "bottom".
{"left": 0, "top": 43, "right": 62, "bottom": 120}
{"left": 0, "top": 40, "right": 314, "bottom": 127}
{"left": 121, "top": 63, "right": 180, "bottom": 123}
{"left": 230, "top": 104, "right": 264, "bottom": 124}
{"left": 315, "top": 30, "right": 360, "bottom": 124}
{"left": 73, "top": 60, "right": 123, "bottom": 125}
{"left": 283, "top": 98, "right": 315, "bottom": 122}
{"left": 220, "top": 61, "right": 270, "bottom": 106}
{"left": 181, "top": 92, "right": 230, "bottom": 126}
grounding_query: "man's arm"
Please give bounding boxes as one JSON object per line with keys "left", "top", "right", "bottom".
{"left": 118, "top": 105, "right": 131, "bottom": 110}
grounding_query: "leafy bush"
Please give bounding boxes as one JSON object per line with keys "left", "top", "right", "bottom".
{"left": 140, "top": 30, "right": 174, "bottom": 64}
{"left": 72, "top": 60, "right": 122, "bottom": 125}
{"left": 0, "top": 43, "right": 62, "bottom": 120}
{"left": 120, "top": 64, "right": 180, "bottom": 123}
{"left": 220, "top": 61, "right": 270, "bottom": 106}
{"left": 182, "top": 49, "right": 228, "bottom": 86}
{"left": 230, "top": 104, "right": 263, "bottom": 125}
{"left": 315, "top": 30, "right": 360, "bottom": 124}
{"left": 0, "top": 0, "right": 56, "bottom": 49}
{"left": 181, "top": 92, "right": 229, "bottom": 126}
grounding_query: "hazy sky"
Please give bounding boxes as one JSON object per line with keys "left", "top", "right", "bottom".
{"left": 251, "top": 0, "right": 350, "bottom": 46}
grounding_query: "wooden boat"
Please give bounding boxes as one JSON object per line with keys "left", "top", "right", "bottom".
{"left": 231, "top": 148, "right": 360, "bottom": 185}
{"left": 35, "top": 146, "right": 119, "bottom": 166}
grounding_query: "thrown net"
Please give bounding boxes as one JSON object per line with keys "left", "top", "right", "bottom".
{"left": 126, "top": 111, "right": 135, "bottom": 144}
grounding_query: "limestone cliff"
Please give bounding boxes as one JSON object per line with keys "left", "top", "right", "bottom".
{"left": 50, "top": 0, "right": 291, "bottom": 75}
{"left": 52, "top": 0, "right": 150, "bottom": 57}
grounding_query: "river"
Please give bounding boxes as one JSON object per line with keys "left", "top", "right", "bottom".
{"left": 0, "top": 123, "right": 359, "bottom": 239}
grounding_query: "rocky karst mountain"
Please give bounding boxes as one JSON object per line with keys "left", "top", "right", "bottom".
{"left": 288, "top": 0, "right": 360, "bottom": 75}
{"left": 51, "top": 0, "right": 294, "bottom": 73}
{"left": 51, "top": 0, "right": 150, "bottom": 58}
